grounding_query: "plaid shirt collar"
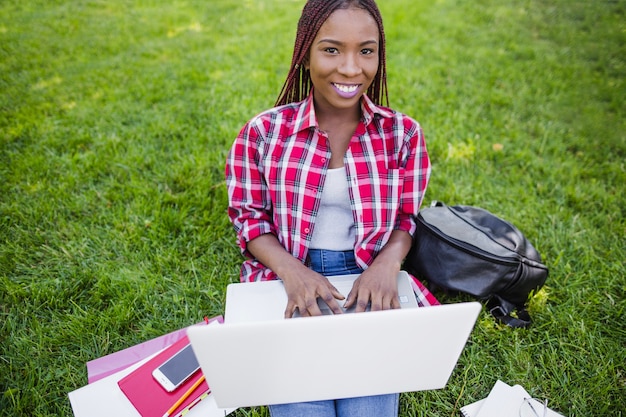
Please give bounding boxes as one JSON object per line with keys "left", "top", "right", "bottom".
{"left": 289, "top": 91, "right": 395, "bottom": 135}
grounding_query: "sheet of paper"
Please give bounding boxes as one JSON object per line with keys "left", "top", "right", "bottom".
{"left": 476, "top": 380, "right": 564, "bottom": 417}
{"left": 474, "top": 380, "right": 526, "bottom": 417}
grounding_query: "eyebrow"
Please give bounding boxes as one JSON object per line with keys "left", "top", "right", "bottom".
{"left": 316, "top": 39, "right": 378, "bottom": 47}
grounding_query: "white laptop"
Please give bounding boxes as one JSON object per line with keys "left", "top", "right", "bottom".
{"left": 187, "top": 272, "right": 481, "bottom": 408}
{"left": 223, "top": 271, "right": 418, "bottom": 323}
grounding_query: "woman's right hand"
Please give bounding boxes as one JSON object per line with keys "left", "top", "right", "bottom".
{"left": 246, "top": 234, "right": 344, "bottom": 318}
{"left": 280, "top": 266, "right": 345, "bottom": 318}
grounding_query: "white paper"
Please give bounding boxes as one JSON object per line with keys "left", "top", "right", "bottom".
{"left": 475, "top": 380, "right": 564, "bottom": 417}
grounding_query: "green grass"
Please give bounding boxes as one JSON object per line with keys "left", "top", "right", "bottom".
{"left": 1, "top": 0, "right": 624, "bottom": 416}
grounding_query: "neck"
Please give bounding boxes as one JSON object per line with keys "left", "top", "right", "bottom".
{"left": 314, "top": 100, "right": 361, "bottom": 129}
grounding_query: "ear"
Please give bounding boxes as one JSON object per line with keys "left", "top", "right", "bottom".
{"left": 302, "top": 54, "right": 310, "bottom": 70}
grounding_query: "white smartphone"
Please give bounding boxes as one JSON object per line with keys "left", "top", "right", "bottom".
{"left": 152, "top": 344, "right": 201, "bottom": 392}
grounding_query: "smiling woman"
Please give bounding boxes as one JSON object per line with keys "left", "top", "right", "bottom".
{"left": 224, "top": 0, "right": 434, "bottom": 416}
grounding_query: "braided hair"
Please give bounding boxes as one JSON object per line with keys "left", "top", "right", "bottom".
{"left": 275, "top": 0, "right": 388, "bottom": 107}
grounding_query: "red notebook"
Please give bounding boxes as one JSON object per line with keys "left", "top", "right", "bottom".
{"left": 118, "top": 335, "right": 209, "bottom": 417}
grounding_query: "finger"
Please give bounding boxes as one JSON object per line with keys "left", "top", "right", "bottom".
{"left": 354, "top": 290, "right": 371, "bottom": 313}
{"left": 369, "top": 294, "right": 383, "bottom": 312}
{"left": 297, "top": 306, "right": 311, "bottom": 317}
{"left": 390, "top": 294, "right": 401, "bottom": 310}
{"left": 329, "top": 285, "right": 345, "bottom": 300}
{"left": 303, "top": 296, "right": 324, "bottom": 317}
{"left": 284, "top": 301, "right": 298, "bottom": 319}
{"left": 319, "top": 292, "right": 343, "bottom": 315}
{"left": 343, "top": 289, "right": 356, "bottom": 309}
{"left": 343, "top": 278, "right": 361, "bottom": 309}
{"left": 379, "top": 292, "right": 400, "bottom": 310}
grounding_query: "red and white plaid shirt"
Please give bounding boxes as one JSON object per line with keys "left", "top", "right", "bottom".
{"left": 226, "top": 93, "right": 431, "bottom": 283}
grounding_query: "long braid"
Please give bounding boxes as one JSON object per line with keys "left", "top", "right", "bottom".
{"left": 275, "top": 0, "right": 388, "bottom": 107}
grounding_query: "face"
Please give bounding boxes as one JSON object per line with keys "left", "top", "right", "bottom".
{"left": 305, "top": 7, "right": 380, "bottom": 114}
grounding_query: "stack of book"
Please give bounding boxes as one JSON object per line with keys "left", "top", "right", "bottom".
{"left": 68, "top": 317, "right": 237, "bottom": 417}
{"left": 117, "top": 335, "right": 209, "bottom": 417}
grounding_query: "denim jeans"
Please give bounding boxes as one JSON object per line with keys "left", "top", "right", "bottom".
{"left": 307, "top": 249, "right": 364, "bottom": 276}
{"left": 268, "top": 249, "right": 400, "bottom": 417}
{"left": 268, "top": 394, "right": 400, "bottom": 417}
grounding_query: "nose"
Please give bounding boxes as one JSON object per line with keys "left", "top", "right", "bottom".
{"left": 338, "top": 53, "right": 362, "bottom": 77}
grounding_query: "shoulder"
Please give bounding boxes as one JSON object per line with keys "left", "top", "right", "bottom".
{"left": 244, "top": 101, "right": 305, "bottom": 135}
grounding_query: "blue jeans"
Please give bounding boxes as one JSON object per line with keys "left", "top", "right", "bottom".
{"left": 268, "top": 249, "right": 400, "bottom": 417}
{"left": 307, "top": 249, "right": 364, "bottom": 276}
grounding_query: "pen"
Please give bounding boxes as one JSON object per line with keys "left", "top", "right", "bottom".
{"left": 174, "top": 389, "right": 211, "bottom": 417}
{"left": 162, "top": 375, "right": 206, "bottom": 417}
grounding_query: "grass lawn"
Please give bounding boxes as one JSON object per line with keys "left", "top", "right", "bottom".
{"left": 1, "top": 0, "right": 624, "bottom": 416}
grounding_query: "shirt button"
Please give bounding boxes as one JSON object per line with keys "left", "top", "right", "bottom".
{"left": 320, "top": 158, "right": 326, "bottom": 164}
{"left": 304, "top": 228, "right": 310, "bottom": 234}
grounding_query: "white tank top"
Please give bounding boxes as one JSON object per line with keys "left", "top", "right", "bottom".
{"left": 309, "top": 167, "right": 355, "bottom": 250}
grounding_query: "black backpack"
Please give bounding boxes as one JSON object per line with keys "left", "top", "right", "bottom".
{"left": 404, "top": 202, "right": 549, "bottom": 328}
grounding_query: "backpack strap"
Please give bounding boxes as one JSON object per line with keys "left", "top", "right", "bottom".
{"left": 486, "top": 298, "right": 532, "bottom": 328}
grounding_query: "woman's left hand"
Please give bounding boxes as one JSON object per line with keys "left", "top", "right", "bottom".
{"left": 343, "top": 262, "right": 401, "bottom": 312}
{"left": 342, "top": 230, "right": 412, "bottom": 312}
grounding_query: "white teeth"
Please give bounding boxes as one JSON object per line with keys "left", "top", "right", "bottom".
{"left": 334, "top": 83, "right": 358, "bottom": 93}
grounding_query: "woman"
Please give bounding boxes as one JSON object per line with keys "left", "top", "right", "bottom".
{"left": 226, "top": 0, "right": 437, "bottom": 415}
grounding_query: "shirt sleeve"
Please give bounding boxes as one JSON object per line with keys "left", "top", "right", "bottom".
{"left": 395, "top": 118, "right": 431, "bottom": 236}
{"left": 225, "top": 118, "right": 276, "bottom": 256}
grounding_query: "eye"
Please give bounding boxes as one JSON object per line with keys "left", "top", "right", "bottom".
{"left": 324, "top": 47, "right": 339, "bottom": 54}
{"left": 361, "top": 48, "right": 375, "bottom": 55}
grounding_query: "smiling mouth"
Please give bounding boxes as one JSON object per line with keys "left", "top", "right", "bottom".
{"left": 332, "top": 83, "right": 360, "bottom": 93}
